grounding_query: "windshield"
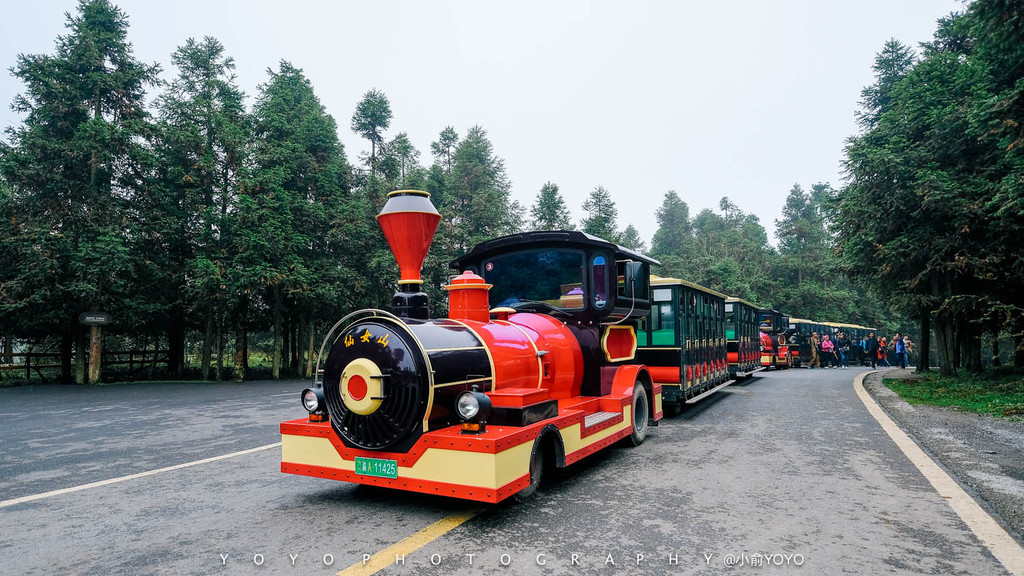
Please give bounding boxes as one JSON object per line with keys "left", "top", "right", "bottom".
{"left": 482, "top": 250, "right": 586, "bottom": 310}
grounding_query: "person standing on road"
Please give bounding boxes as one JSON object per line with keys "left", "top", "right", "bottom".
{"left": 821, "top": 334, "right": 836, "bottom": 368}
{"left": 878, "top": 337, "right": 890, "bottom": 367}
{"left": 864, "top": 332, "right": 878, "bottom": 369}
{"left": 894, "top": 332, "right": 907, "bottom": 369}
{"left": 835, "top": 331, "right": 851, "bottom": 369}
{"left": 809, "top": 332, "right": 821, "bottom": 369}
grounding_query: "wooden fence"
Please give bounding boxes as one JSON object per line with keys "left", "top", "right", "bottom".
{"left": 0, "top": 350, "right": 169, "bottom": 381}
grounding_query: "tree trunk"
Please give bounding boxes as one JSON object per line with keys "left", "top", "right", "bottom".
{"left": 167, "top": 311, "right": 185, "bottom": 377}
{"left": 935, "top": 308, "right": 957, "bottom": 377}
{"left": 75, "top": 326, "right": 86, "bottom": 384}
{"left": 2, "top": 332, "right": 12, "bottom": 364}
{"left": 61, "top": 323, "right": 74, "bottom": 384}
{"left": 148, "top": 335, "right": 158, "bottom": 379}
{"left": 233, "top": 323, "right": 247, "bottom": 383}
{"left": 292, "top": 313, "right": 301, "bottom": 371}
{"left": 291, "top": 315, "right": 299, "bottom": 371}
{"left": 968, "top": 334, "right": 983, "bottom": 373}
{"left": 282, "top": 311, "right": 291, "bottom": 374}
{"left": 201, "top": 310, "right": 213, "bottom": 380}
{"left": 233, "top": 295, "right": 249, "bottom": 382}
{"left": 990, "top": 316, "right": 1001, "bottom": 368}
{"left": 215, "top": 309, "right": 224, "bottom": 382}
{"left": 1015, "top": 332, "right": 1024, "bottom": 370}
{"left": 272, "top": 288, "right": 282, "bottom": 380}
{"left": 916, "top": 307, "right": 931, "bottom": 373}
{"left": 953, "top": 313, "right": 962, "bottom": 370}
{"left": 88, "top": 325, "right": 102, "bottom": 384}
{"left": 1013, "top": 314, "right": 1024, "bottom": 369}
{"left": 962, "top": 312, "right": 983, "bottom": 374}
{"left": 294, "top": 315, "right": 303, "bottom": 374}
{"left": 306, "top": 319, "right": 316, "bottom": 379}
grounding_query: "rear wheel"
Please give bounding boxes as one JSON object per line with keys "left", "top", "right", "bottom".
{"left": 626, "top": 383, "right": 649, "bottom": 447}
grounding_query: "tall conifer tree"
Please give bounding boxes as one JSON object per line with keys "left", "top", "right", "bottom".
{"left": 0, "top": 0, "right": 159, "bottom": 382}
{"left": 241, "top": 61, "right": 350, "bottom": 379}
{"left": 151, "top": 36, "right": 248, "bottom": 379}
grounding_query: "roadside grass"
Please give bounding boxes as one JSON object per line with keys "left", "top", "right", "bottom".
{"left": 884, "top": 369, "right": 1024, "bottom": 418}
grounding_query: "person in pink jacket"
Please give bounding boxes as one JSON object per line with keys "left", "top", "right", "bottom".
{"left": 821, "top": 334, "right": 837, "bottom": 368}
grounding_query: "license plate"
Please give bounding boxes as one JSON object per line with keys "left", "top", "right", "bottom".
{"left": 354, "top": 457, "right": 398, "bottom": 479}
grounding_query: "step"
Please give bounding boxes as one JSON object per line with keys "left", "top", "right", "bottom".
{"left": 584, "top": 411, "right": 620, "bottom": 428}
{"left": 685, "top": 379, "right": 737, "bottom": 404}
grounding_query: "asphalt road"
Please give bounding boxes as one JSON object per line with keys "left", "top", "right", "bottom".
{"left": 0, "top": 368, "right": 1015, "bottom": 575}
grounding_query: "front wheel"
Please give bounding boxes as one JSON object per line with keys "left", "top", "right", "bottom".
{"left": 626, "top": 383, "right": 649, "bottom": 447}
{"left": 513, "top": 438, "right": 545, "bottom": 502}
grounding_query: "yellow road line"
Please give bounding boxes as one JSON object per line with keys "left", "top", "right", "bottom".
{"left": 336, "top": 509, "right": 482, "bottom": 576}
{"left": 0, "top": 442, "right": 282, "bottom": 508}
{"left": 854, "top": 372, "right": 1024, "bottom": 576}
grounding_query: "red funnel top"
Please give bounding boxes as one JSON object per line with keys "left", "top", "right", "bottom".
{"left": 376, "top": 190, "right": 442, "bottom": 285}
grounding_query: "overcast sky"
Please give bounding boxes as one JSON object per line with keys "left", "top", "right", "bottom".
{"left": 1, "top": 0, "right": 966, "bottom": 246}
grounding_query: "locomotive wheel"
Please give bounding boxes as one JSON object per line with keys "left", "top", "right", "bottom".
{"left": 626, "top": 383, "right": 649, "bottom": 447}
{"left": 513, "top": 439, "right": 546, "bottom": 503}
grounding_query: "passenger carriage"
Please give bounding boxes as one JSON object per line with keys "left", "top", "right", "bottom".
{"left": 636, "top": 277, "right": 732, "bottom": 417}
{"left": 725, "top": 297, "right": 763, "bottom": 378}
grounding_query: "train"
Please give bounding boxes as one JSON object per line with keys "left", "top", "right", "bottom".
{"left": 787, "top": 318, "right": 877, "bottom": 367}
{"left": 279, "top": 190, "right": 859, "bottom": 503}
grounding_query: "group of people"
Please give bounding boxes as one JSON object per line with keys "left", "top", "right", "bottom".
{"left": 806, "top": 331, "right": 913, "bottom": 370}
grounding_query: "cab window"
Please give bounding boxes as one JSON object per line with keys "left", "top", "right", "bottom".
{"left": 592, "top": 255, "right": 609, "bottom": 309}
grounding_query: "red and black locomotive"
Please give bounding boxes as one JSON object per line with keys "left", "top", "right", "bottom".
{"left": 281, "top": 190, "right": 661, "bottom": 503}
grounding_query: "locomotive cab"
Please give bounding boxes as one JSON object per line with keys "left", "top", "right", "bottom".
{"left": 450, "top": 230, "right": 656, "bottom": 324}
{"left": 451, "top": 231, "right": 659, "bottom": 399}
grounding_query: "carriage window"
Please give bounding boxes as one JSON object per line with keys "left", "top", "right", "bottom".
{"left": 725, "top": 302, "right": 736, "bottom": 340}
{"left": 651, "top": 302, "right": 676, "bottom": 346}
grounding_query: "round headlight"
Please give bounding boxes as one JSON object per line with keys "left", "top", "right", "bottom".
{"left": 302, "top": 388, "right": 321, "bottom": 413}
{"left": 456, "top": 392, "right": 480, "bottom": 420}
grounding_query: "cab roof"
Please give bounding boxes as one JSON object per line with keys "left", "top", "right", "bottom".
{"left": 450, "top": 230, "right": 660, "bottom": 270}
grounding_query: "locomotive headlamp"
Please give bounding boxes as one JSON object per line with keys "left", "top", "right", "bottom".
{"left": 455, "top": 389, "right": 491, "bottom": 434}
{"left": 301, "top": 388, "right": 328, "bottom": 422}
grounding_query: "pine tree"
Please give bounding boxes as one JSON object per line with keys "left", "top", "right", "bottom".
{"left": 384, "top": 131, "right": 421, "bottom": 184}
{"left": 580, "top": 185, "right": 619, "bottom": 242}
{"left": 529, "top": 181, "right": 574, "bottom": 230}
{"left": 351, "top": 88, "right": 392, "bottom": 176}
{"left": 430, "top": 126, "right": 459, "bottom": 173}
{"left": 856, "top": 39, "right": 915, "bottom": 130}
{"left": 649, "top": 190, "right": 694, "bottom": 279}
{"left": 619, "top": 224, "right": 647, "bottom": 253}
{"left": 444, "top": 125, "right": 520, "bottom": 252}
{"left": 0, "top": 0, "right": 159, "bottom": 383}
{"left": 241, "top": 61, "right": 350, "bottom": 379}
{"left": 151, "top": 36, "right": 249, "bottom": 379}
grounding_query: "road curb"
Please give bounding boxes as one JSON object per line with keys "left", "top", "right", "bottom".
{"left": 854, "top": 371, "right": 1024, "bottom": 576}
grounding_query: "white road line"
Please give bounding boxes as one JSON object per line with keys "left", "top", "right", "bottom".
{"left": 855, "top": 372, "right": 1024, "bottom": 576}
{"left": 0, "top": 442, "right": 282, "bottom": 508}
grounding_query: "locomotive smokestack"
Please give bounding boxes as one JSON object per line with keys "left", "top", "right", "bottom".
{"left": 376, "top": 190, "right": 442, "bottom": 319}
